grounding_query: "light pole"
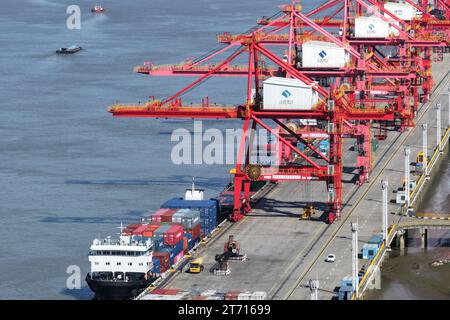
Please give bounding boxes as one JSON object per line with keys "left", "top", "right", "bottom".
{"left": 351, "top": 222, "right": 359, "bottom": 299}
{"left": 437, "top": 103, "right": 442, "bottom": 152}
{"left": 404, "top": 146, "right": 411, "bottom": 210}
{"left": 448, "top": 86, "right": 450, "bottom": 128}
{"left": 422, "top": 124, "right": 428, "bottom": 178}
{"left": 381, "top": 180, "right": 389, "bottom": 248}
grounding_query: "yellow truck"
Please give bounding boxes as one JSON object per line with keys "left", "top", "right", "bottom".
{"left": 189, "top": 258, "right": 204, "bottom": 273}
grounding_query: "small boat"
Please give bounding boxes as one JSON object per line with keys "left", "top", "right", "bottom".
{"left": 56, "top": 45, "right": 82, "bottom": 54}
{"left": 91, "top": 5, "right": 105, "bottom": 13}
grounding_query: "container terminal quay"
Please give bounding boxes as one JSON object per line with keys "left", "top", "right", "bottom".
{"left": 86, "top": 1, "right": 450, "bottom": 300}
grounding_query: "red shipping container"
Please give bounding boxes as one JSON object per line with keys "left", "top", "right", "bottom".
{"left": 185, "top": 223, "right": 201, "bottom": 241}
{"left": 151, "top": 208, "right": 171, "bottom": 223}
{"left": 163, "top": 224, "right": 184, "bottom": 246}
{"left": 161, "top": 209, "right": 177, "bottom": 223}
{"left": 183, "top": 237, "right": 188, "bottom": 253}
{"left": 151, "top": 288, "right": 166, "bottom": 295}
{"left": 126, "top": 224, "right": 141, "bottom": 230}
{"left": 132, "top": 224, "right": 150, "bottom": 236}
{"left": 164, "top": 288, "right": 180, "bottom": 296}
{"left": 153, "top": 251, "right": 170, "bottom": 271}
{"left": 225, "top": 291, "right": 240, "bottom": 300}
{"left": 142, "top": 224, "right": 160, "bottom": 238}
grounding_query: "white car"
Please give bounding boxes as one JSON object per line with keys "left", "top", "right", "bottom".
{"left": 325, "top": 254, "right": 336, "bottom": 262}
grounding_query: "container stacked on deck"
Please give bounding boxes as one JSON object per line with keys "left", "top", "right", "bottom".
{"left": 121, "top": 204, "right": 206, "bottom": 276}
{"left": 161, "top": 198, "right": 220, "bottom": 237}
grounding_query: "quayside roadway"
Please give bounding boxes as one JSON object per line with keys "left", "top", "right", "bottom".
{"left": 149, "top": 54, "right": 450, "bottom": 300}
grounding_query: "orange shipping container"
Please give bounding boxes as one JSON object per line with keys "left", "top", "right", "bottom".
{"left": 183, "top": 237, "right": 188, "bottom": 253}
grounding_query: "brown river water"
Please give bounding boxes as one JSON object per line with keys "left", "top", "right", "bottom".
{"left": 366, "top": 148, "right": 450, "bottom": 300}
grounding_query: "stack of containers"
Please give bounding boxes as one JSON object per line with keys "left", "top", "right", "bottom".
{"left": 158, "top": 239, "right": 184, "bottom": 265}
{"left": 122, "top": 224, "right": 141, "bottom": 235}
{"left": 152, "top": 252, "right": 170, "bottom": 274}
{"left": 161, "top": 198, "right": 219, "bottom": 237}
{"left": 151, "top": 208, "right": 175, "bottom": 223}
{"left": 142, "top": 224, "right": 160, "bottom": 238}
{"left": 131, "top": 224, "right": 151, "bottom": 236}
{"left": 151, "top": 259, "right": 161, "bottom": 275}
{"left": 153, "top": 224, "right": 170, "bottom": 251}
{"left": 161, "top": 209, "right": 177, "bottom": 223}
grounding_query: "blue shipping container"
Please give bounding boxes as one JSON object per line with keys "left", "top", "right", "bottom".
{"left": 161, "top": 198, "right": 219, "bottom": 236}
{"left": 152, "top": 258, "right": 161, "bottom": 274}
{"left": 158, "top": 239, "right": 184, "bottom": 265}
{"left": 152, "top": 235, "right": 163, "bottom": 251}
{"left": 153, "top": 224, "right": 170, "bottom": 237}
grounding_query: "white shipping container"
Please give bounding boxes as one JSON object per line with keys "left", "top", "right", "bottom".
{"left": 237, "top": 292, "right": 252, "bottom": 300}
{"left": 384, "top": 2, "right": 419, "bottom": 21}
{"left": 250, "top": 291, "right": 267, "bottom": 300}
{"left": 354, "top": 16, "right": 390, "bottom": 38}
{"left": 302, "top": 41, "right": 349, "bottom": 68}
{"left": 262, "top": 76, "right": 318, "bottom": 110}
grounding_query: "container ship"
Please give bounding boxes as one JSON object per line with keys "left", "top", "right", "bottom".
{"left": 86, "top": 180, "right": 266, "bottom": 299}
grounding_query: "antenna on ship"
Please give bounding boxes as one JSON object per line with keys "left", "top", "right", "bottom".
{"left": 116, "top": 222, "right": 125, "bottom": 236}
{"left": 185, "top": 176, "right": 204, "bottom": 200}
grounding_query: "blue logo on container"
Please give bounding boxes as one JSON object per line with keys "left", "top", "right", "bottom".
{"left": 319, "top": 50, "right": 327, "bottom": 59}
{"left": 368, "top": 23, "right": 375, "bottom": 31}
{"left": 282, "top": 90, "right": 291, "bottom": 98}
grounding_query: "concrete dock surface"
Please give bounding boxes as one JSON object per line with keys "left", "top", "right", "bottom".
{"left": 157, "top": 54, "right": 450, "bottom": 300}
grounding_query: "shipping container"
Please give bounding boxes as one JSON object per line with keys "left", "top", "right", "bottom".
{"left": 237, "top": 292, "right": 252, "bottom": 300}
{"left": 354, "top": 16, "right": 390, "bottom": 38}
{"left": 384, "top": 2, "right": 420, "bottom": 21}
{"left": 152, "top": 252, "right": 170, "bottom": 273}
{"left": 181, "top": 210, "right": 200, "bottom": 230}
{"left": 161, "top": 209, "right": 177, "bottom": 223}
{"left": 173, "top": 251, "right": 184, "bottom": 264}
{"left": 183, "top": 236, "right": 188, "bottom": 253}
{"left": 262, "top": 76, "right": 318, "bottom": 110}
{"left": 152, "top": 235, "right": 163, "bottom": 251}
{"left": 152, "top": 258, "right": 161, "bottom": 274}
{"left": 185, "top": 223, "right": 201, "bottom": 241}
{"left": 163, "top": 224, "right": 184, "bottom": 246}
{"left": 151, "top": 208, "right": 173, "bottom": 223}
{"left": 302, "top": 41, "right": 350, "bottom": 68}
{"left": 131, "top": 224, "right": 150, "bottom": 236}
{"left": 225, "top": 291, "right": 240, "bottom": 300}
{"left": 251, "top": 291, "right": 267, "bottom": 300}
{"left": 142, "top": 224, "right": 160, "bottom": 238}
{"left": 161, "top": 198, "right": 219, "bottom": 236}
{"left": 201, "top": 290, "right": 217, "bottom": 296}
{"left": 158, "top": 239, "right": 184, "bottom": 265}
{"left": 153, "top": 224, "right": 171, "bottom": 237}
{"left": 171, "top": 209, "right": 186, "bottom": 224}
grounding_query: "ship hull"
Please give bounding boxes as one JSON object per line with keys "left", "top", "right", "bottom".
{"left": 86, "top": 274, "right": 155, "bottom": 300}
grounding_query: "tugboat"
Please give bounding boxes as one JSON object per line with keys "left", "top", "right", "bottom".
{"left": 56, "top": 45, "right": 82, "bottom": 54}
{"left": 91, "top": 5, "right": 105, "bottom": 13}
{"left": 85, "top": 230, "right": 158, "bottom": 299}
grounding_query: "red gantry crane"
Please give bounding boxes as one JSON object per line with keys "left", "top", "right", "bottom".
{"left": 109, "top": 0, "right": 449, "bottom": 223}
